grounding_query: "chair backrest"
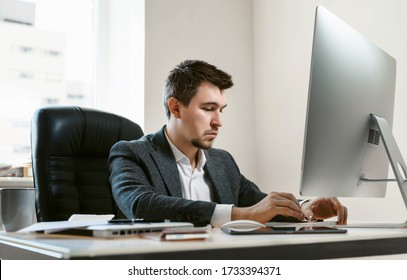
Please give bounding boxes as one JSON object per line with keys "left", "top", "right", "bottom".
{"left": 30, "top": 106, "right": 143, "bottom": 222}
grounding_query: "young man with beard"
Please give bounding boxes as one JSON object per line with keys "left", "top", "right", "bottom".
{"left": 109, "top": 59, "right": 348, "bottom": 227}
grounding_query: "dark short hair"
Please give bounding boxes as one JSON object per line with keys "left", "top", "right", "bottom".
{"left": 163, "top": 59, "right": 233, "bottom": 119}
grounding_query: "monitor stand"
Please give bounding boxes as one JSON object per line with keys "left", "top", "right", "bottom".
{"left": 342, "top": 114, "right": 407, "bottom": 228}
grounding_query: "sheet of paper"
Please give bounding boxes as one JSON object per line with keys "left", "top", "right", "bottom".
{"left": 68, "top": 214, "right": 114, "bottom": 222}
{"left": 18, "top": 214, "right": 114, "bottom": 233}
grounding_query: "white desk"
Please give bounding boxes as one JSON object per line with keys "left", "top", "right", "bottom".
{"left": 1, "top": 227, "right": 407, "bottom": 259}
{"left": 0, "top": 178, "right": 35, "bottom": 231}
{"left": 0, "top": 177, "right": 33, "bottom": 188}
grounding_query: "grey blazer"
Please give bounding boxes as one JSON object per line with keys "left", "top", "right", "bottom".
{"left": 109, "top": 126, "right": 267, "bottom": 225}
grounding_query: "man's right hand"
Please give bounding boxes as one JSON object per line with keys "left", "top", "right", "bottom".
{"left": 231, "top": 192, "right": 305, "bottom": 223}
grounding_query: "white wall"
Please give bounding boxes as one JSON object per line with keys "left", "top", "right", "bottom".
{"left": 145, "top": 0, "right": 407, "bottom": 223}
{"left": 144, "top": 0, "right": 257, "bottom": 181}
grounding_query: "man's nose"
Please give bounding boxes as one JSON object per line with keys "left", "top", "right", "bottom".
{"left": 211, "top": 111, "right": 222, "bottom": 128}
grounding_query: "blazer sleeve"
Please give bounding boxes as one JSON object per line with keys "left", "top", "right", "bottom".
{"left": 215, "top": 150, "right": 305, "bottom": 223}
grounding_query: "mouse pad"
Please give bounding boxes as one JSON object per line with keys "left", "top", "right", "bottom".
{"left": 221, "top": 226, "right": 347, "bottom": 235}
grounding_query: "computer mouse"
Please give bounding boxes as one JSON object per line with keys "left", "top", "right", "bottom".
{"left": 221, "top": 220, "right": 266, "bottom": 232}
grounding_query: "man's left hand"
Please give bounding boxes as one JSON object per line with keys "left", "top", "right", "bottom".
{"left": 301, "top": 197, "right": 348, "bottom": 225}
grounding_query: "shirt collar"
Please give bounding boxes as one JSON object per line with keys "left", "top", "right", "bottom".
{"left": 164, "top": 129, "right": 206, "bottom": 170}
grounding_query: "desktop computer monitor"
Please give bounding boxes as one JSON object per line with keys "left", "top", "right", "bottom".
{"left": 300, "top": 6, "right": 399, "bottom": 198}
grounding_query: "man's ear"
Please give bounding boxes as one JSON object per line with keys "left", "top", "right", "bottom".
{"left": 168, "top": 97, "right": 181, "bottom": 119}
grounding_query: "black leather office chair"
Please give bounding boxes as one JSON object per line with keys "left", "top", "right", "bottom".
{"left": 30, "top": 106, "right": 143, "bottom": 222}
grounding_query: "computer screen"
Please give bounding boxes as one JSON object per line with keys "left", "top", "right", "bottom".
{"left": 300, "top": 6, "right": 397, "bottom": 198}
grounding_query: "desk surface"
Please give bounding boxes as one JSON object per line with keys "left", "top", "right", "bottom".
{"left": 1, "top": 227, "right": 407, "bottom": 260}
{"left": 0, "top": 177, "right": 33, "bottom": 188}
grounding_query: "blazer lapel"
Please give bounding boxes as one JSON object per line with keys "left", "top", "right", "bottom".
{"left": 148, "top": 126, "right": 235, "bottom": 202}
{"left": 204, "top": 152, "right": 235, "bottom": 204}
{"left": 149, "top": 127, "right": 183, "bottom": 198}
{"left": 151, "top": 152, "right": 183, "bottom": 198}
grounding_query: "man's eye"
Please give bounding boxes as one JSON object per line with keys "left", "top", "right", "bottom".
{"left": 203, "top": 107, "right": 215, "bottom": 111}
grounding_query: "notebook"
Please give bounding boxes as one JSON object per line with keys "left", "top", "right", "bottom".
{"left": 19, "top": 220, "right": 194, "bottom": 238}
{"left": 86, "top": 222, "right": 194, "bottom": 238}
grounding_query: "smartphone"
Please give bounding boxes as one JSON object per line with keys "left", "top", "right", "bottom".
{"left": 108, "top": 219, "right": 166, "bottom": 224}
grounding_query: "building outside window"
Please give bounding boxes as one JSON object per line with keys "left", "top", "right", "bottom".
{"left": 0, "top": 0, "right": 144, "bottom": 164}
{"left": 0, "top": 0, "right": 95, "bottom": 163}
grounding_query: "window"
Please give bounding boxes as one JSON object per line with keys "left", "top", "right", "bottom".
{"left": 0, "top": 0, "right": 95, "bottom": 162}
{"left": 0, "top": 0, "right": 145, "bottom": 163}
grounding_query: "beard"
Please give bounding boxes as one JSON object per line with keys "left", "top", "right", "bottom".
{"left": 191, "top": 138, "right": 213, "bottom": 150}
{"left": 191, "top": 128, "right": 218, "bottom": 150}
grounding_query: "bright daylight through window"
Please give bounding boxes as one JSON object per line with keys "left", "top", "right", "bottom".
{"left": 0, "top": 0, "right": 96, "bottom": 164}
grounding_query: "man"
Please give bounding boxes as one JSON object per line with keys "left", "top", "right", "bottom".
{"left": 109, "top": 59, "right": 348, "bottom": 227}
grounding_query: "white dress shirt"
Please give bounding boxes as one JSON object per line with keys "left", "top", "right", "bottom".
{"left": 164, "top": 131, "right": 232, "bottom": 227}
